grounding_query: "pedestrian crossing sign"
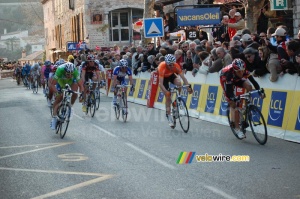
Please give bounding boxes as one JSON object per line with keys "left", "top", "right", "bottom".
{"left": 144, "top": 17, "right": 164, "bottom": 38}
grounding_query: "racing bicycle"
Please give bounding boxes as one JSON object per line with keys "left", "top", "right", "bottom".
{"left": 84, "top": 79, "right": 97, "bottom": 117}
{"left": 55, "top": 84, "right": 80, "bottom": 139}
{"left": 227, "top": 89, "right": 268, "bottom": 145}
{"left": 170, "top": 85, "right": 190, "bottom": 133}
{"left": 114, "top": 84, "right": 133, "bottom": 122}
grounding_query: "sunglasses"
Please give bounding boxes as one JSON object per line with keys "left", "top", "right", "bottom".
{"left": 245, "top": 55, "right": 252, "bottom": 59}
{"left": 66, "top": 72, "right": 73, "bottom": 76}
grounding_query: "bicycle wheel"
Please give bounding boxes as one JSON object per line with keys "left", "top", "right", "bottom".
{"left": 114, "top": 99, "right": 120, "bottom": 120}
{"left": 89, "top": 92, "right": 96, "bottom": 117}
{"left": 120, "top": 93, "right": 128, "bottom": 122}
{"left": 95, "top": 90, "right": 100, "bottom": 110}
{"left": 247, "top": 105, "right": 268, "bottom": 145}
{"left": 56, "top": 121, "right": 61, "bottom": 134}
{"left": 177, "top": 98, "right": 189, "bottom": 133}
{"left": 33, "top": 80, "right": 38, "bottom": 93}
{"left": 57, "top": 104, "right": 71, "bottom": 139}
{"left": 227, "top": 105, "right": 244, "bottom": 140}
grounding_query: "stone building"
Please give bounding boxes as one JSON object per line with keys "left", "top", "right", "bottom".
{"left": 41, "top": 0, "right": 143, "bottom": 62}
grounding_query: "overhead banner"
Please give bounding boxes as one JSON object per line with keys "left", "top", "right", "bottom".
{"left": 177, "top": 8, "right": 220, "bottom": 26}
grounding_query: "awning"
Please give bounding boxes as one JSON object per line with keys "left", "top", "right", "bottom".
{"left": 155, "top": 0, "right": 184, "bottom": 6}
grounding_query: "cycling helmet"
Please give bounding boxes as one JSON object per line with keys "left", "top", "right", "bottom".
{"left": 55, "top": 59, "right": 65, "bottom": 66}
{"left": 232, "top": 58, "right": 246, "bottom": 71}
{"left": 165, "top": 54, "right": 176, "bottom": 65}
{"left": 95, "top": 60, "right": 100, "bottom": 65}
{"left": 87, "top": 54, "right": 95, "bottom": 61}
{"left": 119, "top": 59, "right": 128, "bottom": 67}
{"left": 64, "top": 62, "right": 75, "bottom": 73}
{"left": 44, "top": 60, "right": 51, "bottom": 66}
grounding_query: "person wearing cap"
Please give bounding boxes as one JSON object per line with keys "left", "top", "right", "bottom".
{"left": 223, "top": 12, "right": 245, "bottom": 35}
{"left": 265, "top": 27, "right": 289, "bottom": 63}
{"left": 240, "top": 34, "right": 260, "bottom": 50}
{"left": 243, "top": 47, "right": 268, "bottom": 77}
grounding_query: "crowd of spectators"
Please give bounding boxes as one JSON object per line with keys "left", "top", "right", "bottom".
{"left": 71, "top": 8, "right": 300, "bottom": 83}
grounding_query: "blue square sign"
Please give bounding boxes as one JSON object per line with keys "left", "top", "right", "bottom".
{"left": 144, "top": 17, "right": 164, "bottom": 38}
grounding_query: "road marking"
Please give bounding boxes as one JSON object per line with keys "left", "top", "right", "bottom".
{"left": 0, "top": 142, "right": 73, "bottom": 159}
{"left": 58, "top": 153, "right": 89, "bottom": 161}
{"left": 0, "top": 143, "right": 67, "bottom": 149}
{"left": 73, "top": 113, "right": 84, "bottom": 120}
{"left": 203, "top": 185, "right": 237, "bottom": 199}
{"left": 92, "top": 124, "right": 117, "bottom": 137}
{"left": 0, "top": 167, "right": 113, "bottom": 199}
{"left": 125, "top": 142, "right": 176, "bottom": 170}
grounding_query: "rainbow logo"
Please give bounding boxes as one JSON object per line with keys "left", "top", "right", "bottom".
{"left": 177, "top": 151, "right": 196, "bottom": 164}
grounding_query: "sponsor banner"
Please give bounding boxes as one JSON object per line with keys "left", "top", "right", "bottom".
{"left": 205, "top": 86, "right": 218, "bottom": 114}
{"left": 177, "top": 8, "right": 221, "bottom": 26}
{"left": 267, "top": 91, "right": 287, "bottom": 127}
{"left": 285, "top": 91, "right": 300, "bottom": 132}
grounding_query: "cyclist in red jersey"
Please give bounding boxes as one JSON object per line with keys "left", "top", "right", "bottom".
{"left": 158, "top": 54, "right": 193, "bottom": 127}
{"left": 220, "top": 58, "right": 265, "bottom": 139}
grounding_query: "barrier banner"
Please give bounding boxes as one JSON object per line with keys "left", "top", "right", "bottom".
{"left": 147, "top": 71, "right": 159, "bottom": 108}
{"left": 106, "top": 69, "right": 113, "bottom": 96}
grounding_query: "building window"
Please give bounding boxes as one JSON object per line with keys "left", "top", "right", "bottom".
{"left": 109, "top": 8, "right": 143, "bottom": 43}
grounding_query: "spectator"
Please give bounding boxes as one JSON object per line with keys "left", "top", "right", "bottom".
{"left": 281, "top": 39, "right": 300, "bottom": 75}
{"left": 294, "top": 49, "right": 300, "bottom": 75}
{"left": 208, "top": 48, "right": 223, "bottom": 73}
{"left": 243, "top": 47, "right": 268, "bottom": 77}
{"left": 225, "top": 12, "right": 245, "bottom": 34}
{"left": 228, "top": 9, "right": 237, "bottom": 40}
{"left": 240, "top": 34, "right": 260, "bottom": 50}
{"left": 267, "top": 27, "right": 289, "bottom": 69}
{"left": 147, "top": 43, "right": 157, "bottom": 56}
{"left": 216, "top": 47, "right": 232, "bottom": 68}
{"left": 165, "top": 13, "right": 175, "bottom": 32}
{"left": 198, "top": 51, "right": 210, "bottom": 74}
{"left": 267, "top": 27, "right": 276, "bottom": 46}
{"left": 257, "top": 7, "right": 269, "bottom": 34}
{"left": 132, "top": 45, "right": 143, "bottom": 70}
{"left": 183, "top": 50, "right": 193, "bottom": 73}
{"left": 174, "top": 49, "right": 184, "bottom": 69}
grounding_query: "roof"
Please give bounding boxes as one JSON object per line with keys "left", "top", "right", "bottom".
{"left": 18, "top": 50, "right": 44, "bottom": 61}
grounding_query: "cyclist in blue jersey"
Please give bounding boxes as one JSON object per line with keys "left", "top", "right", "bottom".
{"left": 41, "top": 60, "right": 53, "bottom": 95}
{"left": 111, "top": 59, "right": 135, "bottom": 106}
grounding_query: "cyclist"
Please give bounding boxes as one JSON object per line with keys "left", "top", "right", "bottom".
{"left": 157, "top": 54, "right": 193, "bottom": 127}
{"left": 220, "top": 58, "right": 265, "bottom": 139}
{"left": 41, "top": 60, "right": 53, "bottom": 95}
{"left": 111, "top": 59, "right": 135, "bottom": 107}
{"left": 80, "top": 54, "right": 101, "bottom": 112}
{"left": 49, "top": 62, "right": 84, "bottom": 130}
{"left": 30, "top": 63, "right": 41, "bottom": 89}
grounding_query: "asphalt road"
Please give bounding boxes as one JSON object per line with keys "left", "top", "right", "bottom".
{"left": 0, "top": 78, "right": 299, "bottom": 199}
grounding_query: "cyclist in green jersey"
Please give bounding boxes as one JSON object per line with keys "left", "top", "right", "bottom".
{"left": 49, "top": 62, "right": 84, "bottom": 130}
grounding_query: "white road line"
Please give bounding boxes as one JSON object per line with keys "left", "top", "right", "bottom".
{"left": 73, "top": 113, "right": 84, "bottom": 120}
{"left": 203, "top": 185, "right": 237, "bottom": 199}
{"left": 0, "top": 142, "right": 73, "bottom": 159}
{"left": 92, "top": 124, "right": 117, "bottom": 137}
{"left": 125, "top": 142, "right": 176, "bottom": 170}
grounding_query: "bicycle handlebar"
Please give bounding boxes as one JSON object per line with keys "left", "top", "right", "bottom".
{"left": 237, "top": 88, "right": 264, "bottom": 100}
{"left": 169, "top": 84, "right": 191, "bottom": 91}
{"left": 116, "top": 84, "right": 132, "bottom": 88}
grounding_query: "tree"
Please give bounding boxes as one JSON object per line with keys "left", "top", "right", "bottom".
{"left": 142, "top": 0, "right": 155, "bottom": 46}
